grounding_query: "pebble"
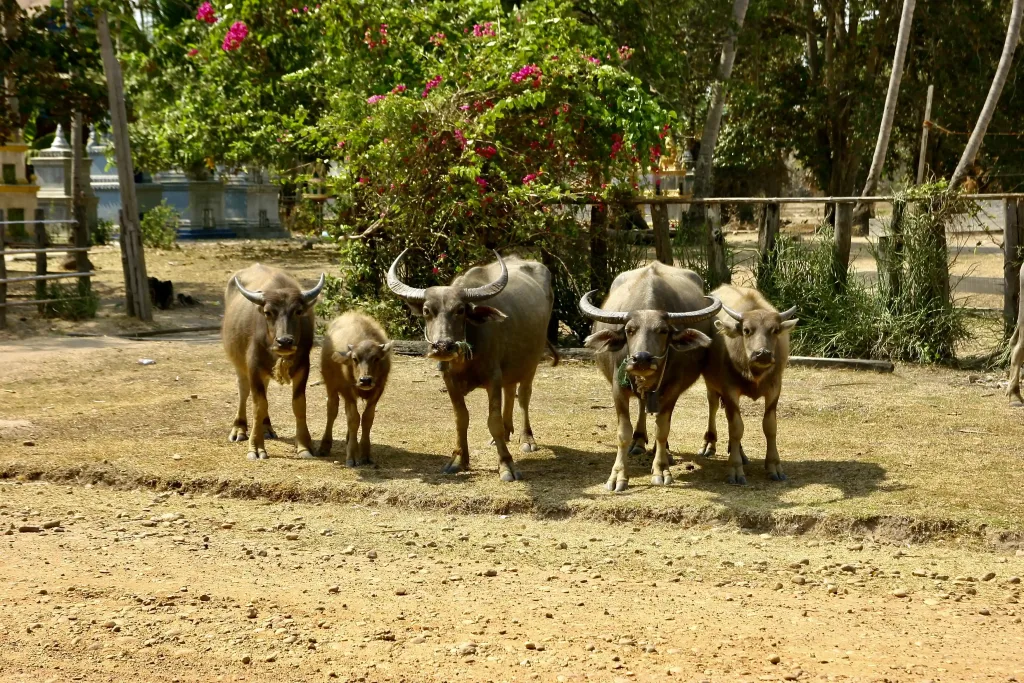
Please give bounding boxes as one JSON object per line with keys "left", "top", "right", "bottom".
{"left": 328, "top": 586, "right": 340, "bottom": 594}
{"left": 893, "top": 589, "right": 909, "bottom": 598}
{"left": 768, "top": 654, "right": 781, "bottom": 664}
{"left": 525, "top": 641, "right": 537, "bottom": 650}
{"left": 458, "top": 641, "right": 477, "bottom": 656}
{"left": 395, "top": 588, "right": 408, "bottom": 596}
{"left": 265, "top": 654, "right": 278, "bottom": 662}
{"left": 341, "top": 545, "right": 355, "bottom": 555}
{"left": 1008, "top": 577, "right": 1021, "bottom": 584}
{"left": 409, "top": 636, "right": 425, "bottom": 645}
{"left": 285, "top": 533, "right": 299, "bottom": 541}
{"left": 18, "top": 526, "right": 40, "bottom": 533}
{"left": 791, "top": 576, "right": 806, "bottom": 585}
{"left": 240, "top": 655, "right": 251, "bottom": 665}
{"left": 367, "top": 550, "right": 378, "bottom": 559}
{"left": 979, "top": 608, "right": 991, "bottom": 616}
{"left": 22, "top": 441, "right": 34, "bottom": 447}
{"left": 199, "top": 594, "right": 211, "bottom": 602}
{"left": 783, "top": 671, "right": 802, "bottom": 681}
{"left": 247, "top": 608, "right": 258, "bottom": 619}
{"left": 172, "top": 455, "right": 182, "bottom": 461}
{"left": 484, "top": 569, "right": 498, "bottom": 577}
{"left": 982, "top": 572, "right": 996, "bottom": 582}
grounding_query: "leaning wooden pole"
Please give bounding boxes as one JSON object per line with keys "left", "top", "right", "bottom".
{"left": 96, "top": 10, "right": 151, "bottom": 321}
{"left": 916, "top": 85, "right": 934, "bottom": 185}
{"left": 66, "top": 0, "right": 91, "bottom": 288}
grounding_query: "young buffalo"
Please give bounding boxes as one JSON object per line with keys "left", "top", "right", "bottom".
{"left": 319, "top": 312, "right": 393, "bottom": 466}
{"left": 698, "top": 285, "right": 797, "bottom": 484}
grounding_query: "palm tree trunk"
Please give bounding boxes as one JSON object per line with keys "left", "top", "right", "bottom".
{"left": 949, "top": 0, "right": 1023, "bottom": 191}
{"left": 693, "top": 0, "right": 750, "bottom": 287}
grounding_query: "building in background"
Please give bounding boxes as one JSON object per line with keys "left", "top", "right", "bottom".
{"left": 0, "top": 128, "right": 39, "bottom": 242}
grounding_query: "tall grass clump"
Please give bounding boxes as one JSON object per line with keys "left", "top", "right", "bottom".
{"left": 42, "top": 281, "right": 99, "bottom": 321}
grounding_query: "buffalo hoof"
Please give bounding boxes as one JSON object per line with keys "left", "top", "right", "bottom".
{"left": 499, "top": 468, "right": 523, "bottom": 482}
{"left": 228, "top": 426, "right": 248, "bottom": 442}
{"left": 296, "top": 449, "right": 316, "bottom": 459}
{"left": 263, "top": 424, "right": 278, "bottom": 439}
{"left": 652, "top": 473, "right": 674, "bottom": 486}
{"left": 629, "top": 444, "right": 646, "bottom": 457}
{"left": 442, "top": 462, "right": 467, "bottom": 475}
{"left": 766, "top": 463, "right": 787, "bottom": 481}
{"left": 1011, "top": 398, "right": 1024, "bottom": 408}
{"left": 520, "top": 441, "right": 538, "bottom": 453}
{"left": 606, "top": 479, "right": 628, "bottom": 493}
{"left": 769, "top": 472, "right": 787, "bottom": 481}
{"left": 697, "top": 442, "right": 716, "bottom": 458}
{"left": 727, "top": 473, "right": 747, "bottom": 486}
{"left": 246, "top": 448, "right": 269, "bottom": 461}
{"left": 353, "top": 458, "right": 376, "bottom": 468}
{"left": 318, "top": 441, "right": 333, "bottom": 457}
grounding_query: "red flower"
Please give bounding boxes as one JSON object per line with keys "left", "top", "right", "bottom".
{"left": 196, "top": 2, "right": 216, "bottom": 24}
{"left": 221, "top": 21, "right": 248, "bottom": 51}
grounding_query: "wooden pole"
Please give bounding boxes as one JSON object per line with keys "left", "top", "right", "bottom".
{"left": 66, "top": 0, "right": 90, "bottom": 292}
{"left": 833, "top": 202, "right": 854, "bottom": 284}
{"left": 758, "top": 201, "right": 780, "bottom": 264}
{"left": 0, "top": 209, "right": 6, "bottom": 329}
{"left": 705, "top": 203, "right": 729, "bottom": 287}
{"left": 97, "top": 10, "right": 151, "bottom": 321}
{"left": 589, "top": 203, "right": 608, "bottom": 292}
{"left": 34, "top": 209, "right": 48, "bottom": 313}
{"left": 916, "top": 85, "right": 934, "bottom": 185}
{"left": 651, "top": 202, "right": 673, "bottom": 265}
{"left": 118, "top": 210, "right": 135, "bottom": 317}
{"left": 1004, "top": 198, "right": 1022, "bottom": 336}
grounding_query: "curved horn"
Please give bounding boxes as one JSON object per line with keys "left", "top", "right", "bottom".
{"left": 721, "top": 303, "right": 744, "bottom": 322}
{"left": 666, "top": 295, "right": 724, "bottom": 323}
{"left": 778, "top": 305, "right": 798, "bottom": 321}
{"left": 386, "top": 249, "right": 427, "bottom": 303}
{"left": 233, "top": 276, "right": 265, "bottom": 307}
{"left": 462, "top": 251, "right": 508, "bottom": 302}
{"left": 301, "top": 273, "right": 326, "bottom": 304}
{"left": 578, "top": 290, "right": 629, "bottom": 324}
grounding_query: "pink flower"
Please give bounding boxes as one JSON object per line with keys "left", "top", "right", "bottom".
{"left": 357, "top": 177, "right": 368, "bottom": 184}
{"left": 221, "top": 21, "right": 248, "bottom": 51}
{"left": 459, "top": 104, "right": 470, "bottom": 111}
{"left": 187, "top": 48, "right": 199, "bottom": 57}
{"left": 391, "top": 84, "right": 406, "bottom": 94}
{"left": 472, "top": 22, "right": 495, "bottom": 38}
{"left": 523, "top": 172, "right": 539, "bottom": 185}
{"left": 510, "top": 64, "right": 542, "bottom": 84}
{"left": 610, "top": 133, "right": 623, "bottom": 159}
{"left": 367, "top": 94, "right": 387, "bottom": 105}
{"left": 421, "top": 75, "right": 442, "bottom": 98}
{"left": 336, "top": 140, "right": 346, "bottom": 148}
{"left": 454, "top": 129, "right": 467, "bottom": 150}
{"left": 618, "top": 45, "right": 634, "bottom": 61}
{"left": 475, "top": 177, "right": 488, "bottom": 189}
{"left": 196, "top": 2, "right": 217, "bottom": 24}
{"left": 429, "top": 32, "right": 446, "bottom": 46}
{"left": 649, "top": 145, "right": 661, "bottom": 162}
{"left": 474, "top": 145, "right": 497, "bottom": 159}
{"left": 586, "top": 55, "right": 601, "bottom": 65}
{"left": 550, "top": 55, "right": 559, "bottom": 61}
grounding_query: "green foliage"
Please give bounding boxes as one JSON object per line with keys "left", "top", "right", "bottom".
{"left": 91, "top": 219, "right": 114, "bottom": 246}
{"left": 139, "top": 200, "right": 180, "bottom": 249}
{"left": 42, "top": 282, "right": 99, "bottom": 321}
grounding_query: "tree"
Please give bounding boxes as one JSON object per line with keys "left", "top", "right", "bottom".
{"left": 949, "top": 0, "right": 1024, "bottom": 191}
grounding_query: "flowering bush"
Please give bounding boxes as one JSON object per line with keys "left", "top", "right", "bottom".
{"left": 196, "top": 2, "right": 217, "bottom": 24}
{"left": 221, "top": 21, "right": 248, "bottom": 51}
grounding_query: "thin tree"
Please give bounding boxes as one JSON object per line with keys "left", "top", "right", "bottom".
{"left": 693, "top": 0, "right": 750, "bottom": 287}
{"left": 949, "top": 0, "right": 1023, "bottom": 191}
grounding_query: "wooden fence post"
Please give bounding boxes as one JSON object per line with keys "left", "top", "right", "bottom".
{"left": 0, "top": 208, "right": 6, "bottom": 329}
{"left": 917, "top": 85, "right": 934, "bottom": 185}
{"left": 34, "top": 209, "right": 47, "bottom": 314}
{"left": 651, "top": 201, "right": 673, "bottom": 265}
{"left": 705, "top": 203, "right": 729, "bottom": 287}
{"left": 879, "top": 198, "right": 905, "bottom": 307}
{"left": 758, "top": 201, "right": 780, "bottom": 265}
{"left": 833, "top": 202, "right": 854, "bottom": 284}
{"left": 1004, "top": 198, "right": 1022, "bottom": 336}
{"left": 589, "top": 202, "right": 608, "bottom": 292}
{"left": 118, "top": 210, "right": 135, "bottom": 317}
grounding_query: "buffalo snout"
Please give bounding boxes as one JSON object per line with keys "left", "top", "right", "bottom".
{"left": 751, "top": 348, "right": 774, "bottom": 364}
{"left": 274, "top": 335, "right": 296, "bottom": 353}
{"left": 429, "top": 338, "right": 459, "bottom": 360}
{"left": 358, "top": 375, "right": 375, "bottom": 388}
{"left": 627, "top": 351, "right": 658, "bottom": 376}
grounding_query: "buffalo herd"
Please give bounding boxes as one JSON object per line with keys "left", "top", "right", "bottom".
{"left": 221, "top": 252, "right": 797, "bottom": 490}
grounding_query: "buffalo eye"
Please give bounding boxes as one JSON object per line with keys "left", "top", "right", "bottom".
{"left": 455, "top": 304, "right": 466, "bottom": 316}
{"left": 423, "top": 305, "right": 433, "bottom": 317}
{"left": 743, "top": 327, "right": 751, "bottom": 336}
{"left": 772, "top": 326, "right": 780, "bottom": 335}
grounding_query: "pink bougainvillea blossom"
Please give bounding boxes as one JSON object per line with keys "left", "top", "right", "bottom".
{"left": 610, "top": 133, "right": 623, "bottom": 158}
{"left": 421, "top": 75, "right": 442, "bottom": 98}
{"left": 472, "top": 22, "right": 495, "bottom": 37}
{"left": 391, "top": 84, "right": 406, "bottom": 94}
{"left": 475, "top": 177, "right": 488, "bottom": 189}
{"left": 474, "top": 145, "right": 497, "bottom": 159}
{"left": 187, "top": 48, "right": 200, "bottom": 57}
{"left": 196, "top": 2, "right": 217, "bottom": 24}
{"left": 357, "top": 177, "right": 368, "bottom": 184}
{"left": 618, "top": 45, "right": 634, "bottom": 61}
{"left": 523, "top": 172, "right": 540, "bottom": 185}
{"left": 367, "top": 94, "right": 387, "bottom": 105}
{"left": 429, "top": 32, "right": 446, "bottom": 46}
{"left": 221, "top": 21, "right": 248, "bottom": 51}
{"left": 459, "top": 104, "right": 470, "bottom": 111}
{"left": 336, "top": 140, "right": 346, "bottom": 148}
{"left": 510, "top": 64, "right": 542, "bottom": 84}
{"left": 585, "top": 55, "right": 601, "bottom": 65}
{"left": 649, "top": 145, "right": 662, "bottom": 163}
{"left": 454, "top": 129, "right": 467, "bottom": 149}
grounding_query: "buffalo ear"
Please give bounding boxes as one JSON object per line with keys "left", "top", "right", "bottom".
{"left": 780, "top": 319, "right": 799, "bottom": 332}
{"left": 584, "top": 328, "right": 626, "bottom": 353}
{"left": 467, "top": 305, "right": 508, "bottom": 325}
{"left": 405, "top": 301, "right": 426, "bottom": 317}
{"left": 331, "top": 351, "right": 350, "bottom": 364}
{"left": 671, "top": 327, "right": 712, "bottom": 352}
{"left": 381, "top": 341, "right": 394, "bottom": 353}
{"left": 714, "top": 319, "right": 742, "bottom": 338}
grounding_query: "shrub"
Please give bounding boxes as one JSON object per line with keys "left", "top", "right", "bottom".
{"left": 139, "top": 200, "right": 180, "bottom": 249}
{"left": 43, "top": 281, "right": 99, "bottom": 321}
{"left": 91, "top": 219, "right": 113, "bottom": 246}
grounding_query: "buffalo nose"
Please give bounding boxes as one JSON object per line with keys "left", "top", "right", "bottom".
{"left": 432, "top": 339, "right": 457, "bottom": 354}
{"left": 631, "top": 351, "right": 654, "bottom": 366}
{"left": 276, "top": 336, "right": 295, "bottom": 348}
{"left": 358, "top": 376, "right": 373, "bottom": 387}
{"left": 752, "top": 348, "right": 773, "bottom": 362}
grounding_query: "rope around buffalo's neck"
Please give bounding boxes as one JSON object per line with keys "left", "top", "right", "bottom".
{"left": 616, "top": 345, "right": 670, "bottom": 405}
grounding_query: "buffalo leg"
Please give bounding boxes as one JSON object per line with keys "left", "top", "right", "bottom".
{"left": 651, "top": 396, "right": 678, "bottom": 485}
{"left": 518, "top": 367, "right": 538, "bottom": 453}
{"left": 722, "top": 394, "right": 746, "bottom": 485}
{"left": 357, "top": 397, "right": 378, "bottom": 466}
{"left": 606, "top": 391, "right": 633, "bottom": 493}
{"left": 487, "top": 380, "right": 522, "bottom": 481}
{"left": 291, "top": 366, "right": 314, "bottom": 458}
{"left": 442, "top": 375, "right": 471, "bottom": 474}
{"left": 229, "top": 372, "right": 250, "bottom": 442}
{"left": 344, "top": 398, "right": 360, "bottom": 467}
{"left": 319, "top": 390, "right": 339, "bottom": 457}
{"left": 1009, "top": 334, "right": 1024, "bottom": 406}
{"left": 629, "top": 401, "right": 648, "bottom": 456}
{"left": 502, "top": 384, "right": 516, "bottom": 442}
{"left": 246, "top": 372, "right": 270, "bottom": 460}
{"left": 763, "top": 393, "right": 786, "bottom": 481}
{"left": 697, "top": 384, "right": 719, "bottom": 458}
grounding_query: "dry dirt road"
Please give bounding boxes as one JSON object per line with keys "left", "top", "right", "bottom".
{"left": 2, "top": 481, "right": 1022, "bottom": 683}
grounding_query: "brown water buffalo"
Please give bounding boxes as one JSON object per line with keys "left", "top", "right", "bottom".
{"left": 581, "top": 262, "right": 721, "bottom": 492}
{"left": 222, "top": 264, "right": 325, "bottom": 460}
{"left": 1007, "top": 264, "right": 1024, "bottom": 406}
{"left": 319, "top": 311, "right": 393, "bottom": 466}
{"left": 697, "top": 284, "right": 797, "bottom": 484}
{"left": 387, "top": 251, "right": 556, "bottom": 481}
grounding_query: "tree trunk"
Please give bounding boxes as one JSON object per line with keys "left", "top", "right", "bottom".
{"left": 65, "top": 0, "right": 92, "bottom": 285}
{"left": 855, "top": 0, "right": 916, "bottom": 230}
{"left": 949, "top": 0, "right": 1024, "bottom": 191}
{"left": 693, "top": 0, "right": 749, "bottom": 287}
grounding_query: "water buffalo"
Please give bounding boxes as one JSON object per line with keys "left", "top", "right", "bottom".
{"left": 580, "top": 262, "right": 721, "bottom": 492}
{"left": 697, "top": 284, "right": 797, "bottom": 484}
{"left": 387, "top": 251, "right": 556, "bottom": 481}
{"left": 1007, "top": 263, "right": 1024, "bottom": 406}
{"left": 319, "top": 311, "right": 393, "bottom": 466}
{"left": 222, "top": 264, "right": 325, "bottom": 460}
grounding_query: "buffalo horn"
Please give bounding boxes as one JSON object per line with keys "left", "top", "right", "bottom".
{"left": 721, "top": 303, "right": 744, "bottom": 322}
{"left": 301, "top": 273, "right": 327, "bottom": 304}
{"left": 666, "top": 295, "right": 723, "bottom": 323}
{"left": 779, "top": 305, "right": 798, "bottom": 321}
{"left": 234, "top": 277, "right": 266, "bottom": 306}
{"left": 462, "top": 251, "right": 508, "bottom": 302}
{"left": 386, "top": 249, "right": 427, "bottom": 303}
{"left": 578, "top": 290, "right": 630, "bottom": 324}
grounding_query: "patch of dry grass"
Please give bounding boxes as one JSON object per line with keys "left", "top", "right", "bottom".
{"left": 1, "top": 336, "right": 1022, "bottom": 540}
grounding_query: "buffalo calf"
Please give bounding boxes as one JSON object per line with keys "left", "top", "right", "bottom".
{"left": 319, "top": 311, "right": 393, "bottom": 466}
{"left": 698, "top": 285, "right": 797, "bottom": 484}
{"left": 222, "top": 264, "right": 325, "bottom": 460}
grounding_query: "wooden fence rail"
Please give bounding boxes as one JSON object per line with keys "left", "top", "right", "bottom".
{"left": 0, "top": 209, "right": 93, "bottom": 328}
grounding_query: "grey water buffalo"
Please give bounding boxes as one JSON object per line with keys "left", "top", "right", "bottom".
{"left": 319, "top": 311, "right": 393, "bottom": 466}
{"left": 697, "top": 284, "right": 797, "bottom": 484}
{"left": 222, "top": 264, "right": 325, "bottom": 460}
{"left": 387, "top": 251, "right": 556, "bottom": 481}
{"left": 1007, "top": 264, "right": 1024, "bottom": 406}
{"left": 581, "top": 262, "right": 721, "bottom": 492}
